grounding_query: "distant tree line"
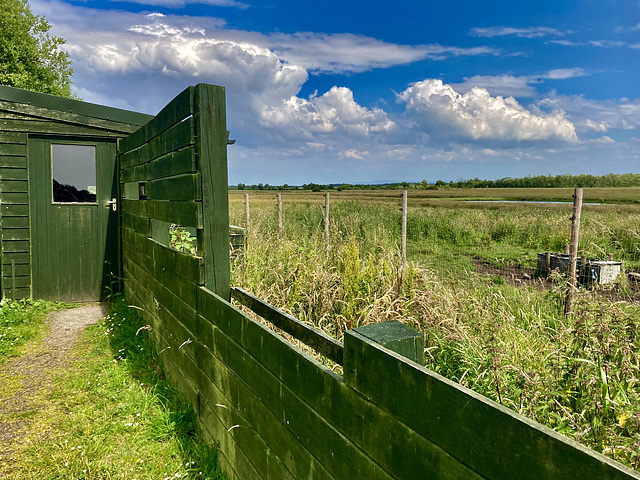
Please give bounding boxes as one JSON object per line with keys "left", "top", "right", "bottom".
{"left": 230, "top": 173, "right": 640, "bottom": 191}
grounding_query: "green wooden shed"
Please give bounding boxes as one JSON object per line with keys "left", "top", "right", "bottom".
{"left": 0, "top": 85, "right": 153, "bottom": 302}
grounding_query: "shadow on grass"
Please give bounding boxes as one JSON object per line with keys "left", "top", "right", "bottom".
{"left": 106, "top": 294, "right": 227, "bottom": 480}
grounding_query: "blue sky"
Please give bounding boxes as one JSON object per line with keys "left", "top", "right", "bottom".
{"left": 31, "top": 0, "right": 640, "bottom": 184}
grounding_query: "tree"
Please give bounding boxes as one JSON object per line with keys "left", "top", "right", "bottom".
{"left": 0, "top": 0, "right": 74, "bottom": 97}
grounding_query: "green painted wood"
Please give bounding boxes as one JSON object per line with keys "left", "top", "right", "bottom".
{"left": 353, "top": 321, "right": 424, "bottom": 364}
{"left": 122, "top": 226, "right": 150, "bottom": 255}
{"left": 2, "top": 274, "right": 30, "bottom": 288}
{"left": 1, "top": 228, "right": 29, "bottom": 241}
{"left": 1, "top": 205, "right": 28, "bottom": 216}
{"left": 0, "top": 118, "right": 133, "bottom": 137}
{"left": 120, "top": 199, "right": 149, "bottom": 217}
{"left": 119, "top": 86, "right": 194, "bottom": 153}
{"left": 122, "top": 212, "right": 151, "bottom": 236}
{"left": 148, "top": 238, "right": 204, "bottom": 284}
{"left": 3, "top": 240, "right": 29, "bottom": 252}
{"left": 0, "top": 132, "right": 26, "bottom": 143}
{"left": 29, "top": 139, "right": 119, "bottom": 301}
{"left": 196, "top": 289, "right": 484, "bottom": 480}
{"left": 231, "top": 286, "right": 344, "bottom": 365}
{"left": 152, "top": 200, "right": 202, "bottom": 228}
{"left": 2, "top": 264, "right": 29, "bottom": 276}
{"left": 2, "top": 286, "right": 29, "bottom": 299}
{"left": 0, "top": 167, "right": 28, "bottom": 180}
{"left": 2, "top": 252, "right": 29, "bottom": 265}
{"left": 0, "top": 86, "right": 152, "bottom": 127}
{"left": 120, "top": 117, "right": 195, "bottom": 170}
{"left": 343, "top": 330, "right": 640, "bottom": 480}
{"left": 0, "top": 156, "right": 27, "bottom": 168}
{"left": 146, "top": 173, "right": 201, "bottom": 201}
{"left": 0, "top": 144, "right": 26, "bottom": 156}
{"left": 121, "top": 146, "right": 197, "bottom": 183}
{"left": 194, "top": 308, "right": 398, "bottom": 480}
{"left": 1, "top": 216, "right": 28, "bottom": 228}
{"left": 2, "top": 180, "right": 27, "bottom": 192}
{"left": 1, "top": 193, "right": 29, "bottom": 204}
{"left": 195, "top": 84, "right": 230, "bottom": 300}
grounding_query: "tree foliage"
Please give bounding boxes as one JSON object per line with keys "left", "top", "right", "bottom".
{"left": 0, "top": 0, "right": 74, "bottom": 97}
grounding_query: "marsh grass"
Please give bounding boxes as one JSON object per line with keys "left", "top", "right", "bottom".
{"left": 230, "top": 191, "right": 640, "bottom": 469}
{"left": 4, "top": 297, "right": 226, "bottom": 480}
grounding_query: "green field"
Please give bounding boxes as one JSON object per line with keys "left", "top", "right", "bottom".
{"left": 229, "top": 188, "right": 640, "bottom": 469}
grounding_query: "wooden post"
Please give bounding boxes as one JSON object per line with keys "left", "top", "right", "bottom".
{"left": 277, "top": 193, "right": 283, "bottom": 236}
{"left": 401, "top": 190, "right": 407, "bottom": 269}
{"left": 244, "top": 192, "right": 250, "bottom": 229}
{"left": 545, "top": 252, "right": 551, "bottom": 275}
{"left": 565, "top": 187, "right": 583, "bottom": 316}
{"left": 324, "top": 192, "right": 330, "bottom": 245}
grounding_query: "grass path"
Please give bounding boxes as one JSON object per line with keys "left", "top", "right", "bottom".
{"left": 0, "top": 300, "right": 226, "bottom": 480}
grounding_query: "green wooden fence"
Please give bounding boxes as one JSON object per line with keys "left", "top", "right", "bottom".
{"left": 120, "top": 84, "right": 640, "bottom": 480}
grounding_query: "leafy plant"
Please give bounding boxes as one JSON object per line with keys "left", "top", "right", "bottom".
{"left": 169, "top": 224, "right": 197, "bottom": 255}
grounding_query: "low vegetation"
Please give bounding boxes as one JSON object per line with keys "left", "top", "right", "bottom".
{"left": 0, "top": 297, "right": 226, "bottom": 480}
{"left": 229, "top": 189, "right": 640, "bottom": 469}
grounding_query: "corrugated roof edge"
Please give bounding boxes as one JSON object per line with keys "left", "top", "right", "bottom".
{"left": 0, "top": 84, "right": 155, "bottom": 126}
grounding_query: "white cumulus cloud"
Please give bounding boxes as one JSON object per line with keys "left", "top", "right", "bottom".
{"left": 398, "top": 79, "right": 578, "bottom": 144}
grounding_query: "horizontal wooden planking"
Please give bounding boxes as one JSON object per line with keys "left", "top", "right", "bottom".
{"left": 230, "top": 287, "right": 343, "bottom": 365}
{"left": 343, "top": 331, "right": 640, "bottom": 480}
{"left": 2, "top": 252, "right": 29, "bottom": 265}
{"left": 2, "top": 264, "right": 30, "bottom": 276}
{"left": 1, "top": 192, "right": 28, "bottom": 205}
{"left": 146, "top": 173, "right": 201, "bottom": 202}
{"left": 1, "top": 228, "right": 29, "bottom": 241}
{"left": 1, "top": 275, "right": 30, "bottom": 288}
{"left": 0, "top": 144, "right": 27, "bottom": 156}
{"left": 122, "top": 199, "right": 204, "bottom": 229}
{"left": 194, "top": 305, "right": 400, "bottom": 480}
{"left": 0, "top": 132, "right": 27, "bottom": 143}
{"left": 2, "top": 180, "right": 27, "bottom": 193}
{"left": 120, "top": 117, "right": 196, "bottom": 169}
{"left": 148, "top": 238, "right": 204, "bottom": 285}
{"left": 3, "top": 240, "right": 29, "bottom": 252}
{"left": 0, "top": 119, "right": 129, "bottom": 137}
{"left": 0, "top": 167, "right": 27, "bottom": 180}
{"left": 122, "top": 226, "right": 150, "bottom": 255}
{"left": 1, "top": 205, "right": 28, "bottom": 218}
{"left": 196, "top": 290, "right": 482, "bottom": 480}
{"left": 1, "top": 216, "right": 28, "bottom": 228}
{"left": 2, "top": 286, "right": 30, "bottom": 299}
{"left": 193, "top": 344, "right": 335, "bottom": 480}
{"left": 121, "top": 146, "right": 197, "bottom": 183}
{"left": 0, "top": 156, "right": 27, "bottom": 168}
{"left": 119, "top": 86, "right": 193, "bottom": 153}
{"left": 122, "top": 211, "right": 151, "bottom": 237}
{"left": 0, "top": 100, "right": 145, "bottom": 133}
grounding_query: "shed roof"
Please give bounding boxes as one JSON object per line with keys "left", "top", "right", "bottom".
{"left": 0, "top": 85, "right": 153, "bottom": 126}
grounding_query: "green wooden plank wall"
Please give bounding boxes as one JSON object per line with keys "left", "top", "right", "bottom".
{"left": 0, "top": 95, "right": 144, "bottom": 300}
{"left": 0, "top": 131, "right": 30, "bottom": 299}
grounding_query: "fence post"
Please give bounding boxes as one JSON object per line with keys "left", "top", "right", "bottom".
{"left": 324, "top": 192, "right": 330, "bottom": 245}
{"left": 401, "top": 190, "right": 408, "bottom": 269}
{"left": 245, "top": 192, "right": 250, "bottom": 229}
{"left": 277, "top": 193, "right": 283, "bottom": 236}
{"left": 565, "top": 187, "right": 583, "bottom": 316}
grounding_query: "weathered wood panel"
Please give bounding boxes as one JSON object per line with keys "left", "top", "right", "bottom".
{"left": 119, "top": 86, "right": 194, "bottom": 153}
{"left": 121, "top": 146, "right": 197, "bottom": 183}
{"left": 231, "top": 286, "right": 344, "bottom": 365}
{"left": 146, "top": 173, "right": 201, "bottom": 201}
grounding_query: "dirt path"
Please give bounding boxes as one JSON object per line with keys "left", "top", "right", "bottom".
{"left": 0, "top": 304, "right": 106, "bottom": 464}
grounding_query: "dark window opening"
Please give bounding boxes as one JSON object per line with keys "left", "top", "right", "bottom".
{"left": 52, "top": 144, "right": 97, "bottom": 203}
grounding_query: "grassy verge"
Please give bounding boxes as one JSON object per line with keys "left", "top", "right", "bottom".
{"left": 3, "top": 297, "right": 227, "bottom": 480}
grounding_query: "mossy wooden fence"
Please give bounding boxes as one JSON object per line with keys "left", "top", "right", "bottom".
{"left": 120, "top": 84, "right": 640, "bottom": 480}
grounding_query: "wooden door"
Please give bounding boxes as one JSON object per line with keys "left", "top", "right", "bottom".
{"left": 29, "top": 138, "right": 119, "bottom": 302}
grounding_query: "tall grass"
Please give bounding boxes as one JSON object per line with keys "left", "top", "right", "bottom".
{"left": 230, "top": 194, "right": 640, "bottom": 468}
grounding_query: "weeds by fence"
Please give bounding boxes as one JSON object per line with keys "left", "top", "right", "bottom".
{"left": 228, "top": 189, "right": 640, "bottom": 469}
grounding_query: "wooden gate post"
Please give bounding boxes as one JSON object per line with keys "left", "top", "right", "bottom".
{"left": 324, "top": 192, "right": 330, "bottom": 245}
{"left": 565, "top": 187, "right": 583, "bottom": 316}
